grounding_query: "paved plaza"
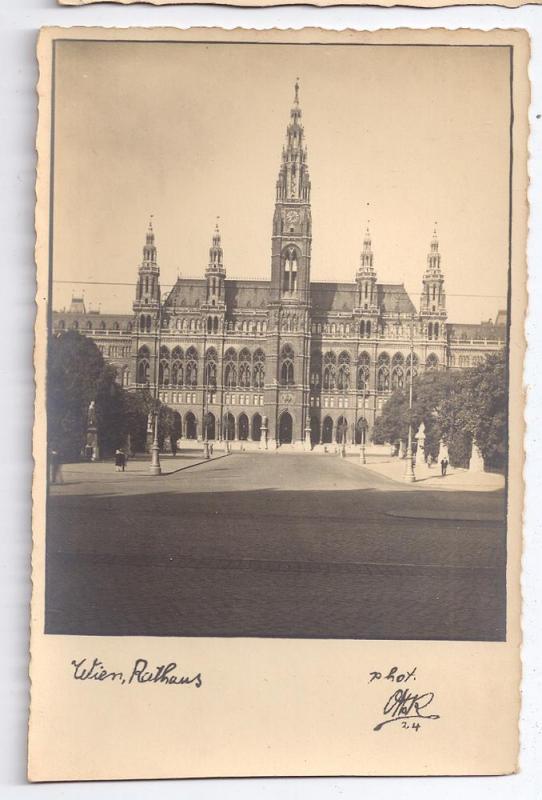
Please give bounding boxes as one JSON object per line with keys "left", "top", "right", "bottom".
{"left": 46, "top": 452, "right": 506, "bottom": 641}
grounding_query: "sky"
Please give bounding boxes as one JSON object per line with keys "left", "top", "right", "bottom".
{"left": 52, "top": 40, "right": 511, "bottom": 323}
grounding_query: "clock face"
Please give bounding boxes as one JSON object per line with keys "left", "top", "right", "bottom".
{"left": 286, "top": 210, "right": 300, "bottom": 224}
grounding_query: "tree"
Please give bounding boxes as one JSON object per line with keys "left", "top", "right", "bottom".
{"left": 48, "top": 331, "right": 105, "bottom": 461}
{"left": 438, "top": 351, "right": 507, "bottom": 471}
{"left": 372, "top": 370, "right": 455, "bottom": 460}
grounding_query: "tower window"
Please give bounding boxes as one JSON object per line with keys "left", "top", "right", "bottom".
{"left": 282, "top": 247, "right": 298, "bottom": 294}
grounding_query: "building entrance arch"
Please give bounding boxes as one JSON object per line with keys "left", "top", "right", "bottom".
{"left": 278, "top": 411, "right": 293, "bottom": 445}
{"left": 310, "top": 416, "right": 320, "bottom": 447}
{"left": 185, "top": 412, "right": 197, "bottom": 440}
{"left": 322, "top": 416, "right": 333, "bottom": 444}
{"left": 204, "top": 411, "right": 216, "bottom": 441}
{"left": 238, "top": 413, "right": 249, "bottom": 441}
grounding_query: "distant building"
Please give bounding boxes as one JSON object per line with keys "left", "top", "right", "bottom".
{"left": 52, "top": 83, "right": 506, "bottom": 448}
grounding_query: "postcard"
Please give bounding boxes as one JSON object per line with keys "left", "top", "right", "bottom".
{"left": 30, "top": 26, "right": 527, "bottom": 781}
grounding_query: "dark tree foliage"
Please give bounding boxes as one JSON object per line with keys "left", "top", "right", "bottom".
{"left": 373, "top": 350, "right": 507, "bottom": 471}
{"left": 48, "top": 331, "right": 180, "bottom": 459}
{"left": 438, "top": 351, "right": 507, "bottom": 471}
{"left": 48, "top": 331, "right": 105, "bottom": 461}
{"left": 372, "top": 370, "right": 454, "bottom": 460}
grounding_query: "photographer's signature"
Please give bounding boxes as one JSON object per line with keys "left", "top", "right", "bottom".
{"left": 369, "top": 666, "right": 440, "bottom": 732}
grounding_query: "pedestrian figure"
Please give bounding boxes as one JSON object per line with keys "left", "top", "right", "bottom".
{"left": 209, "top": 443, "right": 214, "bottom": 456}
{"left": 114, "top": 449, "right": 124, "bottom": 472}
{"left": 120, "top": 449, "right": 126, "bottom": 472}
{"left": 171, "top": 438, "right": 178, "bottom": 458}
{"left": 50, "top": 449, "right": 63, "bottom": 484}
{"left": 440, "top": 457, "right": 448, "bottom": 477}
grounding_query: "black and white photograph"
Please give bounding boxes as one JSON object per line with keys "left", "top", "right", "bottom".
{"left": 27, "top": 25, "right": 528, "bottom": 783}
{"left": 44, "top": 35, "right": 515, "bottom": 643}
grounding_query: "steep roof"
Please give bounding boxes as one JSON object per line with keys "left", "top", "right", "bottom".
{"left": 448, "top": 321, "right": 506, "bottom": 342}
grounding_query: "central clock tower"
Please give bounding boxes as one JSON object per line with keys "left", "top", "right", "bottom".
{"left": 270, "top": 80, "right": 312, "bottom": 306}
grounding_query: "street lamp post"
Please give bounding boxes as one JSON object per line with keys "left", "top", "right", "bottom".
{"left": 403, "top": 314, "right": 416, "bottom": 483}
{"left": 360, "top": 389, "right": 367, "bottom": 465}
{"left": 203, "top": 365, "right": 210, "bottom": 459}
{"left": 150, "top": 302, "right": 162, "bottom": 476}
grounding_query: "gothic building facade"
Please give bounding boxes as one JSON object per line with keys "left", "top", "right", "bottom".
{"left": 53, "top": 83, "right": 506, "bottom": 449}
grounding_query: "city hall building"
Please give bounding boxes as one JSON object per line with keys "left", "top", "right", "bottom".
{"left": 53, "top": 84, "right": 506, "bottom": 449}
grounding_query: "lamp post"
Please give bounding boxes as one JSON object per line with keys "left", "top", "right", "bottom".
{"left": 150, "top": 302, "right": 162, "bottom": 476}
{"left": 403, "top": 314, "right": 416, "bottom": 483}
{"left": 203, "top": 365, "right": 210, "bottom": 459}
{"left": 360, "top": 389, "right": 367, "bottom": 465}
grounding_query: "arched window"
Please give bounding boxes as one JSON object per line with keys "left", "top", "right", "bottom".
{"left": 186, "top": 346, "right": 198, "bottom": 386}
{"left": 323, "top": 351, "right": 336, "bottom": 391}
{"left": 72, "top": 320, "right": 79, "bottom": 330}
{"left": 253, "top": 349, "right": 265, "bottom": 389}
{"left": 426, "top": 353, "right": 439, "bottom": 371}
{"left": 205, "top": 347, "right": 218, "bottom": 389}
{"left": 224, "top": 348, "right": 237, "bottom": 389}
{"left": 434, "top": 322, "right": 439, "bottom": 339}
{"left": 239, "top": 349, "right": 252, "bottom": 388}
{"left": 114, "top": 321, "right": 120, "bottom": 331}
{"left": 280, "top": 344, "right": 295, "bottom": 386}
{"left": 366, "top": 320, "right": 371, "bottom": 337}
{"left": 360, "top": 320, "right": 365, "bottom": 337}
{"left": 337, "top": 351, "right": 351, "bottom": 391}
{"left": 428, "top": 322, "right": 433, "bottom": 340}
{"left": 86, "top": 320, "right": 92, "bottom": 330}
{"left": 391, "top": 352, "right": 405, "bottom": 390}
{"left": 213, "top": 316, "right": 219, "bottom": 334}
{"left": 137, "top": 345, "right": 150, "bottom": 384}
{"left": 377, "top": 352, "right": 390, "bottom": 392}
{"left": 171, "top": 346, "right": 184, "bottom": 387}
{"left": 322, "top": 416, "right": 333, "bottom": 444}
{"left": 357, "top": 351, "right": 370, "bottom": 390}
{"left": 159, "top": 345, "right": 170, "bottom": 386}
{"left": 57, "top": 320, "right": 65, "bottom": 330}
{"left": 282, "top": 245, "right": 298, "bottom": 294}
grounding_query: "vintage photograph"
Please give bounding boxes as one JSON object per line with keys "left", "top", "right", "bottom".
{"left": 45, "top": 36, "right": 512, "bottom": 643}
{"left": 29, "top": 26, "right": 527, "bottom": 782}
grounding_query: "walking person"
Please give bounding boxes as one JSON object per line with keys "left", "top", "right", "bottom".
{"left": 171, "top": 438, "right": 178, "bottom": 458}
{"left": 114, "top": 448, "right": 123, "bottom": 472}
{"left": 440, "top": 457, "right": 448, "bottom": 477}
{"left": 50, "top": 449, "right": 63, "bottom": 485}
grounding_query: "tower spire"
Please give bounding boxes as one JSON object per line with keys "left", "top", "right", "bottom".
{"left": 275, "top": 79, "right": 310, "bottom": 203}
{"left": 356, "top": 220, "right": 377, "bottom": 312}
{"left": 133, "top": 216, "right": 160, "bottom": 314}
{"left": 420, "top": 223, "right": 446, "bottom": 320}
{"left": 205, "top": 217, "right": 226, "bottom": 309}
{"left": 270, "top": 81, "right": 312, "bottom": 304}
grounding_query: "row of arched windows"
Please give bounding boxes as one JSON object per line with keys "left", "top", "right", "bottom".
{"left": 309, "top": 350, "right": 439, "bottom": 393}
{"left": 137, "top": 346, "right": 267, "bottom": 389}
{"left": 56, "top": 318, "right": 133, "bottom": 333}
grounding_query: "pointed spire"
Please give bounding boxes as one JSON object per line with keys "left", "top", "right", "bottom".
{"left": 276, "top": 80, "right": 310, "bottom": 202}
{"left": 208, "top": 217, "right": 224, "bottom": 273}
{"left": 430, "top": 221, "right": 439, "bottom": 253}
{"left": 142, "top": 215, "right": 157, "bottom": 268}
{"left": 359, "top": 220, "right": 375, "bottom": 272}
{"left": 426, "top": 222, "right": 442, "bottom": 273}
{"left": 146, "top": 214, "right": 155, "bottom": 246}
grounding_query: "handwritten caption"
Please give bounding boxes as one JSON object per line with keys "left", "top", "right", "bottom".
{"left": 71, "top": 657, "right": 202, "bottom": 688}
{"left": 369, "top": 666, "right": 440, "bottom": 732}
